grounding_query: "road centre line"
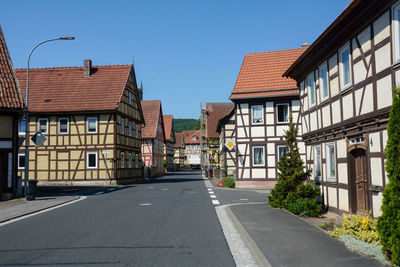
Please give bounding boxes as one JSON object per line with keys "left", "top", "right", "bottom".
{"left": 212, "top": 200, "right": 220, "bottom": 205}
{"left": 210, "top": 195, "right": 217, "bottom": 199}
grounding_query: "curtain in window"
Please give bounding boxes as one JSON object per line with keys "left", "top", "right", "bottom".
{"left": 252, "top": 106, "right": 263, "bottom": 123}
{"left": 254, "top": 147, "right": 264, "bottom": 165}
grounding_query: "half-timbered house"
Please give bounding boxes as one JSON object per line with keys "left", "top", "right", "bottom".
{"left": 141, "top": 100, "right": 166, "bottom": 177}
{"left": 173, "top": 132, "right": 185, "bottom": 169}
{"left": 284, "top": 0, "right": 396, "bottom": 217}
{"left": 217, "top": 107, "right": 236, "bottom": 177}
{"left": 182, "top": 130, "right": 201, "bottom": 168}
{"left": 16, "top": 60, "right": 144, "bottom": 185}
{"left": 0, "top": 27, "right": 24, "bottom": 200}
{"left": 163, "top": 115, "right": 176, "bottom": 171}
{"left": 229, "top": 47, "right": 307, "bottom": 189}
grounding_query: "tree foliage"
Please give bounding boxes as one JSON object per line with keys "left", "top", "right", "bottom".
{"left": 377, "top": 87, "right": 400, "bottom": 265}
{"left": 173, "top": 119, "right": 200, "bottom": 132}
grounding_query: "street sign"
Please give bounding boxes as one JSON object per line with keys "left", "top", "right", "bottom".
{"left": 31, "top": 131, "right": 46, "bottom": 147}
{"left": 225, "top": 139, "right": 236, "bottom": 151}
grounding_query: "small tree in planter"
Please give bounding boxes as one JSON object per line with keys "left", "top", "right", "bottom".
{"left": 268, "top": 113, "right": 320, "bottom": 217}
{"left": 377, "top": 87, "right": 400, "bottom": 265}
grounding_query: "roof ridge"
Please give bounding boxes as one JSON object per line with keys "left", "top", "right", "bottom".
{"left": 15, "top": 64, "right": 131, "bottom": 70}
{"left": 245, "top": 46, "right": 307, "bottom": 56}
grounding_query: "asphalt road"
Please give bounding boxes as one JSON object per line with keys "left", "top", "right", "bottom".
{"left": 0, "top": 170, "right": 235, "bottom": 267}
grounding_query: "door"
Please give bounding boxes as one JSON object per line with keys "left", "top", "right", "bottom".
{"left": 0, "top": 151, "right": 9, "bottom": 197}
{"left": 350, "top": 148, "right": 369, "bottom": 213}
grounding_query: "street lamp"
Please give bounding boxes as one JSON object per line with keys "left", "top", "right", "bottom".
{"left": 24, "top": 36, "right": 75, "bottom": 197}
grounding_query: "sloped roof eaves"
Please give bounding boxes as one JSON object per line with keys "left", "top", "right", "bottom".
{"left": 206, "top": 102, "right": 234, "bottom": 138}
{"left": 230, "top": 89, "right": 299, "bottom": 100}
{"left": 141, "top": 100, "right": 165, "bottom": 141}
{"left": 163, "top": 115, "right": 173, "bottom": 141}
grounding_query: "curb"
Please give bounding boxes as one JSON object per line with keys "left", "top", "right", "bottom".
{"left": 0, "top": 195, "right": 81, "bottom": 224}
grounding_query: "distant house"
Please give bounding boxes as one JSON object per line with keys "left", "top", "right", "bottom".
{"left": 173, "top": 132, "right": 185, "bottom": 169}
{"left": 216, "top": 107, "right": 236, "bottom": 177}
{"left": 284, "top": 0, "right": 396, "bottom": 217}
{"left": 201, "top": 102, "right": 234, "bottom": 176}
{"left": 229, "top": 47, "right": 307, "bottom": 188}
{"left": 0, "top": 26, "right": 24, "bottom": 200}
{"left": 141, "top": 100, "right": 166, "bottom": 177}
{"left": 16, "top": 60, "right": 144, "bottom": 184}
{"left": 163, "top": 115, "right": 176, "bottom": 171}
{"left": 182, "top": 130, "right": 201, "bottom": 168}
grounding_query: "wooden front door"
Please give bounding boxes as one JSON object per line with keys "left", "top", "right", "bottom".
{"left": 350, "top": 148, "right": 369, "bottom": 213}
{"left": 0, "top": 151, "right": 10, "bottom": 198}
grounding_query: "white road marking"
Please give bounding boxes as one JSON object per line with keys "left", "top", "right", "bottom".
{"left": 207, "top": 188, "right": 213, "bottom": 191}
{"left": 212, "top": 200, "right": 220, "bottom": 205}
{"left": 0, "top": 196, "right": 87, "bottom": 227}
{"left": 210, "top": 195, "right": 217, "bottom": 199}
{"left": 161, "top": 188, "right": 168, "bottom": 191}
{"left": 208, "top": 191, "right": 214, "bottom": 194}
{"left": 139, "top": 203, "right": 152, "bottom": 206}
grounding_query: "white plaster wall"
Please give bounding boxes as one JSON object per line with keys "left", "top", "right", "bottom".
{"left": 266, "top": 113, "right": 274, "bottom": 125}
{"left": 373, "top": 11, "right": 390, "bottom": 45}
{"left": 355, "top": 83, "right": 374, "bottom": 116}
{"left": 267, "top": 156, "right": 275, "bottom": 167}
{"left": 330, "top": 77, "right": 340, "bottom": 97}
{"left": 298, "top": 142, "right": 305, "bottom": 154}
{"left": 332, "top": 100, "right": 342, "bottom": 124}
{"left": 267, "top": 137, "right": 280, "bottom": 141}
{"left": 322, "top": 163, "right": 326, "bottom": 181}
{"left": 352, "top": 26, "right": 371, "bottom": 59}
{"left": 266, "top": 102, "right": 274, "bottom": 113}
{"left": 318, "top": 109, "right": 322, "bottom": 130}
{"left": 382, "top": 129, "right": 388, "bottom": 148}
{"left": 252, "top": 169, "right": 266, "bottom": 179}
{"left": 267, "top": 143, "right": 275, "bottom": 155}
{"left": 267, "top": 168, "right": 276, "bottom": 179}
{"left": 238, "top": 128, "right": 246, "bottom": 138}
{"left": 372, "top": 193, "right": 383, "bottom": 217}
{"left": 242, "top": 169, "right": 250, "bottom": 179}
{"left": 353, "top": 56, "right": 371, "bottom": 85}
{"left": 338, "top": 163, "right": 348, "bottom": 184}
{"left": 370, "top": 157, "right": 383, "bottom": 186}
{"left": 226, "top": 125, "right": 235, "bottom": 130}
{"left": 267, "top": 126, "right": 275, "bottom": 136}
{"left": 252, "top": 126, "right": 265, "bottom": 138}
{"left": 328, "top": 187, "right": 338, "bottom": 208}
{"left": 337, "top": 139, "right": 347, "bottom": 158}
{"left": 292, "top": 100, "right": 300, "bottom": 111}
{"left": 242, "top": 115, "right": 249, "bottom": 126}
{"left": 301, "top": 116, "right": 307, "bottom": 134}
{"left": 329, "top": 55, "right": 338, "bottom": 76}
{"left": 276, "top": 125, "right": 288, "bottom": 137}
{"left": 227, "top": 159, "right": 235, "bottom": 166}
{"left": 302, "top": 96, "right": 309, "bottom": 112}
{"left": 375, "top": 43, "right": 391, "bottom": 74}
{"left": 369, "top": 132, "right": 381, "bottom": 153}
{"left": 252, "top": 138, "right": 265, "bottom": 142}
{"left": 342, "top": 93, "right": 354, "bottom": 121}
{"left": 240, "top": 104, "right": 249, "bottom": 113}
{"left": 395, "top": 69, "right": 400, "bottom": 87}
{"left": 322, "top": 105, "right": 331, "bottom": 128}
{"left": 301, "top": 155, "right": 306, "bottom": 165}
{"left": 377, "top": 75, "right": 393, "bottom": 109}
{"left": 309, "top": 111, "right": 317, "bottom": 132}
{"left": 292, "top": 112, "right": 299, "bottom": 124}
{"left": 338, "top": 189, "right": 350, "bottom": 212}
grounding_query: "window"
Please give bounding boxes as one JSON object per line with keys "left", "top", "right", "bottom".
{"left": 18, "top": 153, "right": 25, "bottom": 170}
{"left": 19, "top": 118, "right": 26, "bottom": 135}
{"left": 251, "top": 105, "right": 264, "bottom": 124}
{"left": 395, "top": 5, "right": 400, "bottom": 61}
{"left": 339, "top": 44, "right": 352, "bottom": 89}
{"left": 128, "top": 92, "right": 132, "bottom": 105}
{"left": 326, "top": 143, "right": 336, "bottom": 180}
{"left": 314, "top": 146, "right": 321, "bottom": 180}
{"left": 319, "top": 63, "right": 329, "bottom": 100}
{"left": 278, "top": 146, "right": 289, "bottom": 160}
{"left": 87, "top": 117, "right": 98, "bottom": 133}
{"left": 308, "top": 74, "right": 316, "bottom": 106}
{"left": 86, "top": 152, "right": 98, "bottom": 169}
{"left": 129, "top": 153, "right": 132, "bottom": 168}
{"left": 135, "top": 124, "right": 139, "bottom": 138}
{"left": 121, "top": 152, "right": 125, "bottom": 168}
{"left": 58, "top": 118, "right": 69, "bottom": 134}
{"left": 252, "top": 146, "right": 265, "bottom": 166}
{"left": 129, "top": 121, "right": 132, "bottom": 136}
{"left": 38, "top": 118, "right": 48, "bottom": 134}
{"left": 277, "top": 104, "right": 289, "bottom": 123}
{"left": 135, "top": 154, "right": 139, "bottom": 168}
{"left": 121, "top": 118, "right": 125, "bottom": 135}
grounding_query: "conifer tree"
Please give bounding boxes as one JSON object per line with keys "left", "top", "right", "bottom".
{"left": 377, "top": 87, "right": 400, "bottom": 265}
{"left": 268, "top": 113, "right": 311, "bottom": 208}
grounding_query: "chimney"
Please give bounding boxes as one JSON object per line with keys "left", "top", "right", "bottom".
{"left": 83, "top": 59, "right": 92, "bottom": 78}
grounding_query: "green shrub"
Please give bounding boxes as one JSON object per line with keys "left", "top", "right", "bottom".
{"left": 284, "top": 197, "right": 322, "bottom": 217}
{"left": 377, "top": 87, "right": 400, "bottom": 265}
{"left": 223, "top": 176, "right": 235, "bottom": 188}
{"left": 163, "top": 159, "right": 168, "bottom": 168}
{"left": 330, "top": 212, "right": 380, "bottom": 244}
{"left": 297, "top": 183, "right": 320, "bottom": 199}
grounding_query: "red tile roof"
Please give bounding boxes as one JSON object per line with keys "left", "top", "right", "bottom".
{"left": 163, "top": 114, "right": 174, "bottom": 141}
{"left": 205, "top": 102, "right": 235, "bottom": 139}
{"left": 183, "top": 130, "right": 201, "bottom": 145}
{"left": 0, "top": 26, "right": 24, "bottom": 110}
{"left": 141, "top": 100, "right": 165, "bottom": 140}
{"left": 230, "top": 47, "right": 307, "bottom": 100}
{"left": 15, "top": 64, "right": 133, "bottom": 112}
{"left": 174, "top": 132, "right": 184, "bottom": 148}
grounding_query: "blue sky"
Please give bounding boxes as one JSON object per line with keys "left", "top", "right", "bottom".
{"left": 1, "top": 0, "right": 350, "bottom": 119}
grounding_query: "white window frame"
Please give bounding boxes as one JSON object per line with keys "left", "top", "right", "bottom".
{"left": 128, "top": 92, "right": 132, "bottom": 105}
{"left": 18, "top": 118, "right": 26, "bottom": 136}
{"left": 339, "top": 43, "right": 352, "bottom": 90}
{"left": 276, "top": 103, "right": 289, "bottom": 123}
{"left": 18, "top": 153, "right": 25, "bottom": 170}
{"left": 319, "top": 62, "right": 329, "bottom": 101}
{"left": 277, "top": 146, "right": 289, "bottom": 160}
{"left": 58, "top": 117, "right": 69, "bottom": 135}
{"left": 121, "top": 152, "right": 125, "bottom": 168}
{"left": 38, "top": 118, "right": 48, "bottom": 134}
{"left": 307, "top": 73, "right": 316, "bottom": 107}
{"left": 86, "top": 151, "right": 98, "bottom": 169}
{"left": 87, "top": 117, "right": 98, "bottom": 134}
{"left": 121, "top": 118, "right": 125, "bottom": 135}
{"left": 326, "top": 143, "right": 336, "bottom": 180}
{"left": 129, "top": 152, "right": 133, "bottom": 168}
{"left": 251, "top": 105, "right": 264, "bottom": 125}
{"left": 314, "top": 145, "right": 322, "bottom": 180}
{"left": 252, "top": 146, "right": 265, "bottom": 167}
{"left": 129, "top": 121, "right": 132, "bottom": 136}
{"left": 394, "top": 4, "right": 400, "bottom": 62}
